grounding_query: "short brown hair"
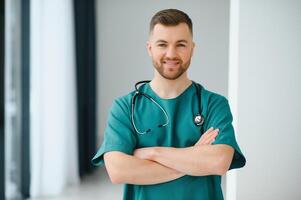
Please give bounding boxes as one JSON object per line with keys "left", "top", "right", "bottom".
{"left": 149, "top": 9, "right": 193, "bottom": 35}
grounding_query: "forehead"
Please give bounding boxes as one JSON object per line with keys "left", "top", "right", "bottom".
{"left": 150, "top": 23, "right": 192, "bottom": 42}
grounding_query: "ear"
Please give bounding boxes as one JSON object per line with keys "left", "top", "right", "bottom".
{"left": 191, "top": 41, "right": 196, "bottom": 57}
{"left": 146, "top": 41, "right": 152, "bottom": 57}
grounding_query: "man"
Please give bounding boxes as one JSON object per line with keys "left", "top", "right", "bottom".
{"left": 92, "top": 9, "right": 246, "bottom": 200}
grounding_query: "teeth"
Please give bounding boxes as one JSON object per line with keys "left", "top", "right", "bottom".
{"left": 164, "top": 61, "right": 179, "bottom": 65}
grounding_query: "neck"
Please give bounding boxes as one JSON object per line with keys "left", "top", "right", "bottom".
{"left": 150, "top": 72, "right": 192, "bottom": 99}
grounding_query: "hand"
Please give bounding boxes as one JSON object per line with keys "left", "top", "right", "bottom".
{"left": 195, "top": 127, "right": 219, "bottom": 146}
{"left": 133, "top": 147, "right": 156, "bottom": 160}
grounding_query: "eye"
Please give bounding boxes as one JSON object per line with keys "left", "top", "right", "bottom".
{"left": 158, "top": 43, "right": 167, "bottom": 47}
{"left": 177, "top": 43, "right": 186, "bottom": 47}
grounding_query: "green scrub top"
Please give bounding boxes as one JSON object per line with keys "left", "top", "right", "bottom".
{"left": 92, "top": 82, "right": 246, "bottom": 200}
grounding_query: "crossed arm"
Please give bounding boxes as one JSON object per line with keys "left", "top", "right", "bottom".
{"left": 104, "top": 128, "right": 234, "bottom": 185}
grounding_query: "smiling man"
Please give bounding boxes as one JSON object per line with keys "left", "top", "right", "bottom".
{"left": 92, "top": 9, "right": 246, "bottom": 200}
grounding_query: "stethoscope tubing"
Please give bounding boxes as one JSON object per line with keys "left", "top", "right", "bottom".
{"left": 131, "top": 80, "right": 204, "bottom": 134}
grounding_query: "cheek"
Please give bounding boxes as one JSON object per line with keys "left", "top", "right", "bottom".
{"left": 179, "top": 50, "right": 193, "bottom": 61}
{"left": 151, "top": 51, "right": 164, "bottom": 60}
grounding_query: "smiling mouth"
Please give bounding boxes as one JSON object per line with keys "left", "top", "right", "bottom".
{"left": 162, "top": 60, "right": 180, "bottom": 67}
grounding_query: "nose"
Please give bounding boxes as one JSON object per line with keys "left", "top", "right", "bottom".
{"left": 165, "top": 46, "right": 177, "bottom": 59}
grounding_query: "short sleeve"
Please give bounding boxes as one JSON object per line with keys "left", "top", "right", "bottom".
{"left": 91, "top": 98, "right": 137, "bottom": 167}
{"left": 205, "top": 95, "right": 246, "bottom": 170}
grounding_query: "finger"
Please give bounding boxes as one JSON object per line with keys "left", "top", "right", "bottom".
{"left": 203, "top": 127, "right": 214, "bottom": 136}
{"left": 198, "top": 127, "right": 215, "bottom": 142}
{"left": 208, "top": 132, "right": 218, "bottom": 144}
{"left": 196, "top": 129, "right": 217, "bottom": 145}
{"left": 200, "top": 127, "right": 217, "bottom": 142}
{"left": 202, "top": 129, "right": 219, "bottom": 144}
{"left": 204, "top": 129, "right": 219, "bottom": 143}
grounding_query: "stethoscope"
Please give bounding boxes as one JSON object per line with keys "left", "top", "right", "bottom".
{"left": 131, "top": 80, "right": 204, "bottom": 134}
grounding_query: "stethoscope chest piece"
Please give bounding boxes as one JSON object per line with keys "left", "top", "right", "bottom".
{"left": 194, "top": 114, "right": 204, "bottom": 126}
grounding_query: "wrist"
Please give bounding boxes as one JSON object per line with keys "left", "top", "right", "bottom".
{"left": 149, "top": 147, "right": 160, "bottom": 161}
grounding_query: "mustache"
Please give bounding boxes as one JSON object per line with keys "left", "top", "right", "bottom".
{"left": 160, "top": 58, "right": 182, "bottom": 63}
{"left": 161, "top": 58, "right": 181, "bottom": 61}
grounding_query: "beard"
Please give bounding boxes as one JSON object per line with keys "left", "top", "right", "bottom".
{"left": 152, "top": 57, "right": 191, "bottom": 80}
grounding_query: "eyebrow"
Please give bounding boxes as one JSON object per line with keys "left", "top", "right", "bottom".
{"left": 155, "top": 39, "right": 188, "bottom": 43}
{"left": 155, "top": 40, "right": 167, "bottom": 44}
{"left": 177, "top": 40, "right": 188, "bottom": 43}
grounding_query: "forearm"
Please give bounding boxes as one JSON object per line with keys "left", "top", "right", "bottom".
{"left": 104, "top": 151, "right": 185, "bottom": 185}
{"left": 151, "top": 144, "right": 233, "bottom": 176}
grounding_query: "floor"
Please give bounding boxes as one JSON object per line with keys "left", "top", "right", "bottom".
{"left": 27, "top": 167, "right": 123, "bottom": 200}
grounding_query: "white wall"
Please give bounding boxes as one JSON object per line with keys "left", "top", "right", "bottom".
{"left": 237, "top": 0, "right": 301, "bottom": 199}
{"left": 96, "top": 0, "right": 230, "bottom": 143}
